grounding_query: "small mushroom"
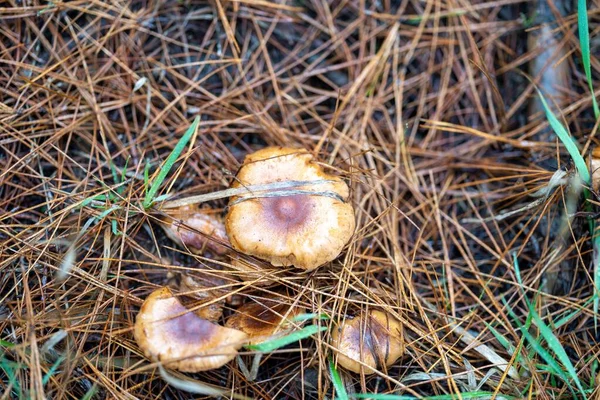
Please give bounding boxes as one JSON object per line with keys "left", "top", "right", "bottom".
{"left": 589, "top": 147, "right": 600, "bottom": 192}
{"left": 225, "top": 297, "right": 305, "bottom": 343}
{"left": 134, "top": 287, "right": 248, "bottom": 372}
{"left": 225, "top": 146, "right": 355, "bottom": 270}
{"left": 160, "top": 205, "right": 229, "bottom": 255}
{"left": 225, "top": 297, "right": 305, "bottom": 380}
{"left": 166, "top": 271, "right": 227, "bottom": 321}
{"left": 331, "top": 310, "right": 403, "bottom": 374}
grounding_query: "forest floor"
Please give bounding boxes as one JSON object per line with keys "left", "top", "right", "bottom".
{"left": 1, "top": 1, "right": 599, "bottom": 399}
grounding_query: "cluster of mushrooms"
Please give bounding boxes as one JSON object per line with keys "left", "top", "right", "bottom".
{"left": 134, "top": 147, "right": 405, "bottom": 376}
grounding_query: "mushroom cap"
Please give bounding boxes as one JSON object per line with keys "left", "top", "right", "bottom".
{"left": 225, "top": 298, "right": 305, "bottom": 344}
{"left": 166, "top": 272, "right": 227, "bottom": 322}
{"left": 161, "top": 205, "right": 229, "bottom": 255}
{"left": 225, "top": 146, "right": 355, "bottom": 270}
{"left": 590, "top": 147, "right": 600, "bottom": 192}
{"left": 134, "top": 287, "right": 248, "bottom": 372}
{"left": 331, "top": 310, "right": 403, "bottom": 374}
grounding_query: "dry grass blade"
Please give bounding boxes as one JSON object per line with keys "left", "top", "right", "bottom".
{"left": 161, "top": 179, "right": 336, "bottom": 208}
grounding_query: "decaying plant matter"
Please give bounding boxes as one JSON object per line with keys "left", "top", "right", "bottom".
{"left": 1, "top": 0, "right": 598, "bottom": 399}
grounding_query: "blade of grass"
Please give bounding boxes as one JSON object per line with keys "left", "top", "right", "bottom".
{"left": 578, "top": 0, "right": 599, "bottom": 118}
{"left": 144, "top": 160, "right": 151, "bottom": 196}
{"left": 529, "top": 307, "right": 585, "bottom": 394}
{"left": 354, "top": 392, "right": 515, "bottom": 400}
{"left": 143, "top": 116, "right": 200, "bottom": 209}
{"left": 554, "top": 296, "right": 594, "bottom": 328}
{"left": 161, "top": 179, "right": 337, "bottom": 209}
{"left": 292, "top": 313, "right": 329, "bottom": 322}
{"left": 593, "top": 231, "right": 600, "bottom": 330}
{"left": 502, "top": 298, "right": 571, "bottom": 387}
{"left": 537, "top": 88, "right": 600, "bottom": 329}
{"left": 483, "top": 322, "right": 524, "bottom": 367}
{"left": 245, "top": 325, "right": 326, "bottom": 353}
{"left": 0, "top": 356, "right": 22, "bottom": 398}
{"left": 536, "top": 89, "right": 590, "bottom": 184}
{"left": 0, "top": 339, "right": 15, "bottom": 348}
{"left": 329, "top": 358, "right": 349, "bottom": 400}
{"left": 109, "top": 160, "right": 119, "bottom": 186}
{"left": 80, "top": 385, "right": 98, "bottom": 400}
{"left": 512, "top": 255, "right": 585, "bottom": 395}
{"left": 42, "top": 355, "right": 65, "bottom": 386}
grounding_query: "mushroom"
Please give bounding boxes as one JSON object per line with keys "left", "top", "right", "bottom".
{"left": 225, "top": 297, "right": 305, "bottom": 343}
{"left": 225, "top": 146, "right": 355, "bottom": 270}
{"left": 165, "top": 271, "right": 227, "bottom": 322}
{"left": 160, "top": 205, "right": 229, "bottom": 255}
{"left": 331, "top": 310, "right": 403, "bottom": 374}
{"left": 224, "top": 297, "right": 305, "bottom": 380}
{"left": 589, "top": 147, "right": 600, "bottom": 192}
{"left": 134, "top": 287, "right": 248, "bottom": 372}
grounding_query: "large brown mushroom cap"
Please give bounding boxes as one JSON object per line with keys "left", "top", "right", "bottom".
{"left": 161, "top": 205, "right": 229, "bottom": 255}
{"left": 225, "top": 147, "right": 355, "bottom": 270}
{"left": 225, "top": 298, "right": 305, "bottom": 344}
{"left": 134, "top": 287, "right": 248, "bottom": 372}
{"left": 331, "top": 310, "right": 404, "bottom": 374}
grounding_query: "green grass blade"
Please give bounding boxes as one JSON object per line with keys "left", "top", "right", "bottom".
{"left": 503, "top": 299, "right": 565, "bottom": 381}
{"left": 593, "top": 231, "right": 600, "bottom": 328}
{"left": 109, "top": 160, "right": 119, "bottom": 186}
{"left": 292, "top": 313, "right": 329, "bottom": 322}
{"left": 81, "top": 204, "right": 121, "bottom": 236}
{"left": 0, "top": 356, "right": 22, "bottom": 397}
{"left": 536, "top": 90, "right": 590, "bottom": 184}
{"left": 578, "top": 0, "right": 599, "bottom": 118}
{"left": 354, "top": 392, "right": 516, "bottom": 400}
{"left": 529, "top": 308, "right": 585, "bottom": 395}
{"left": 329, "top": 358, "right": 349, "bottom": 400}
{"left": 143, "top": 116, "right": 199, "bottom": 209}
{"left": 144, "top": 160, "right": 151, "bottom": 196}
{"left": 245, "top": 325, "right": 326, "bottom": 353}
{"left": 80, "top": 385, "right": 98, "bottom": 400}
{"left": 554, "top": 296, "right": 594, "bottom": 328}
{"left": 591, "top": 359, "right": 599, "bottom": 388}
{"left": 533, "top": 91, "right": 600, "bottom": 322}
{"left": 512, "top": 255, "right": 586, "bottom": 395}
{"left": 483, "top": 322, "right": 524, "bottom": 367}
{"left": 354, "top": 394, "right": 416, "bottom": 399}
{"left": 520, "top": 324, "right": 573, "bottom": 389}
{"left": 42, "top": 355, "right": 65, "bottom": 386}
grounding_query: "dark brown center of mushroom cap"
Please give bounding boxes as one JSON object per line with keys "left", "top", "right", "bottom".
{"left": 262, "top": 194, "right": 313, "bottom": 231}
{"left": 158, "top": 300, "right": 218, "bottom": 345}
{"left": 247, "top": 303, "right": 287, "bottom": 327}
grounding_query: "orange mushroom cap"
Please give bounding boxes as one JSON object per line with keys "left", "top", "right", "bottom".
{"left": 589, "top": 147, "right": 600, "bottom": 192}
{"left": 331, "top": 310, "right": 404, "bottom": 374}
{"left": 161, "top": 205, "right": 229, "bottom": 255}
{"left": 225, "top": 147, "right": 355, "bottom": 270}
{"left": 225, "top": 298, "right": 305, "bottom": 344}
{"left": 134, "top": 287, "right": 247, "bottom": 372}
{"left": 165, "top": 271, "right": 227, "bottom": 322}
